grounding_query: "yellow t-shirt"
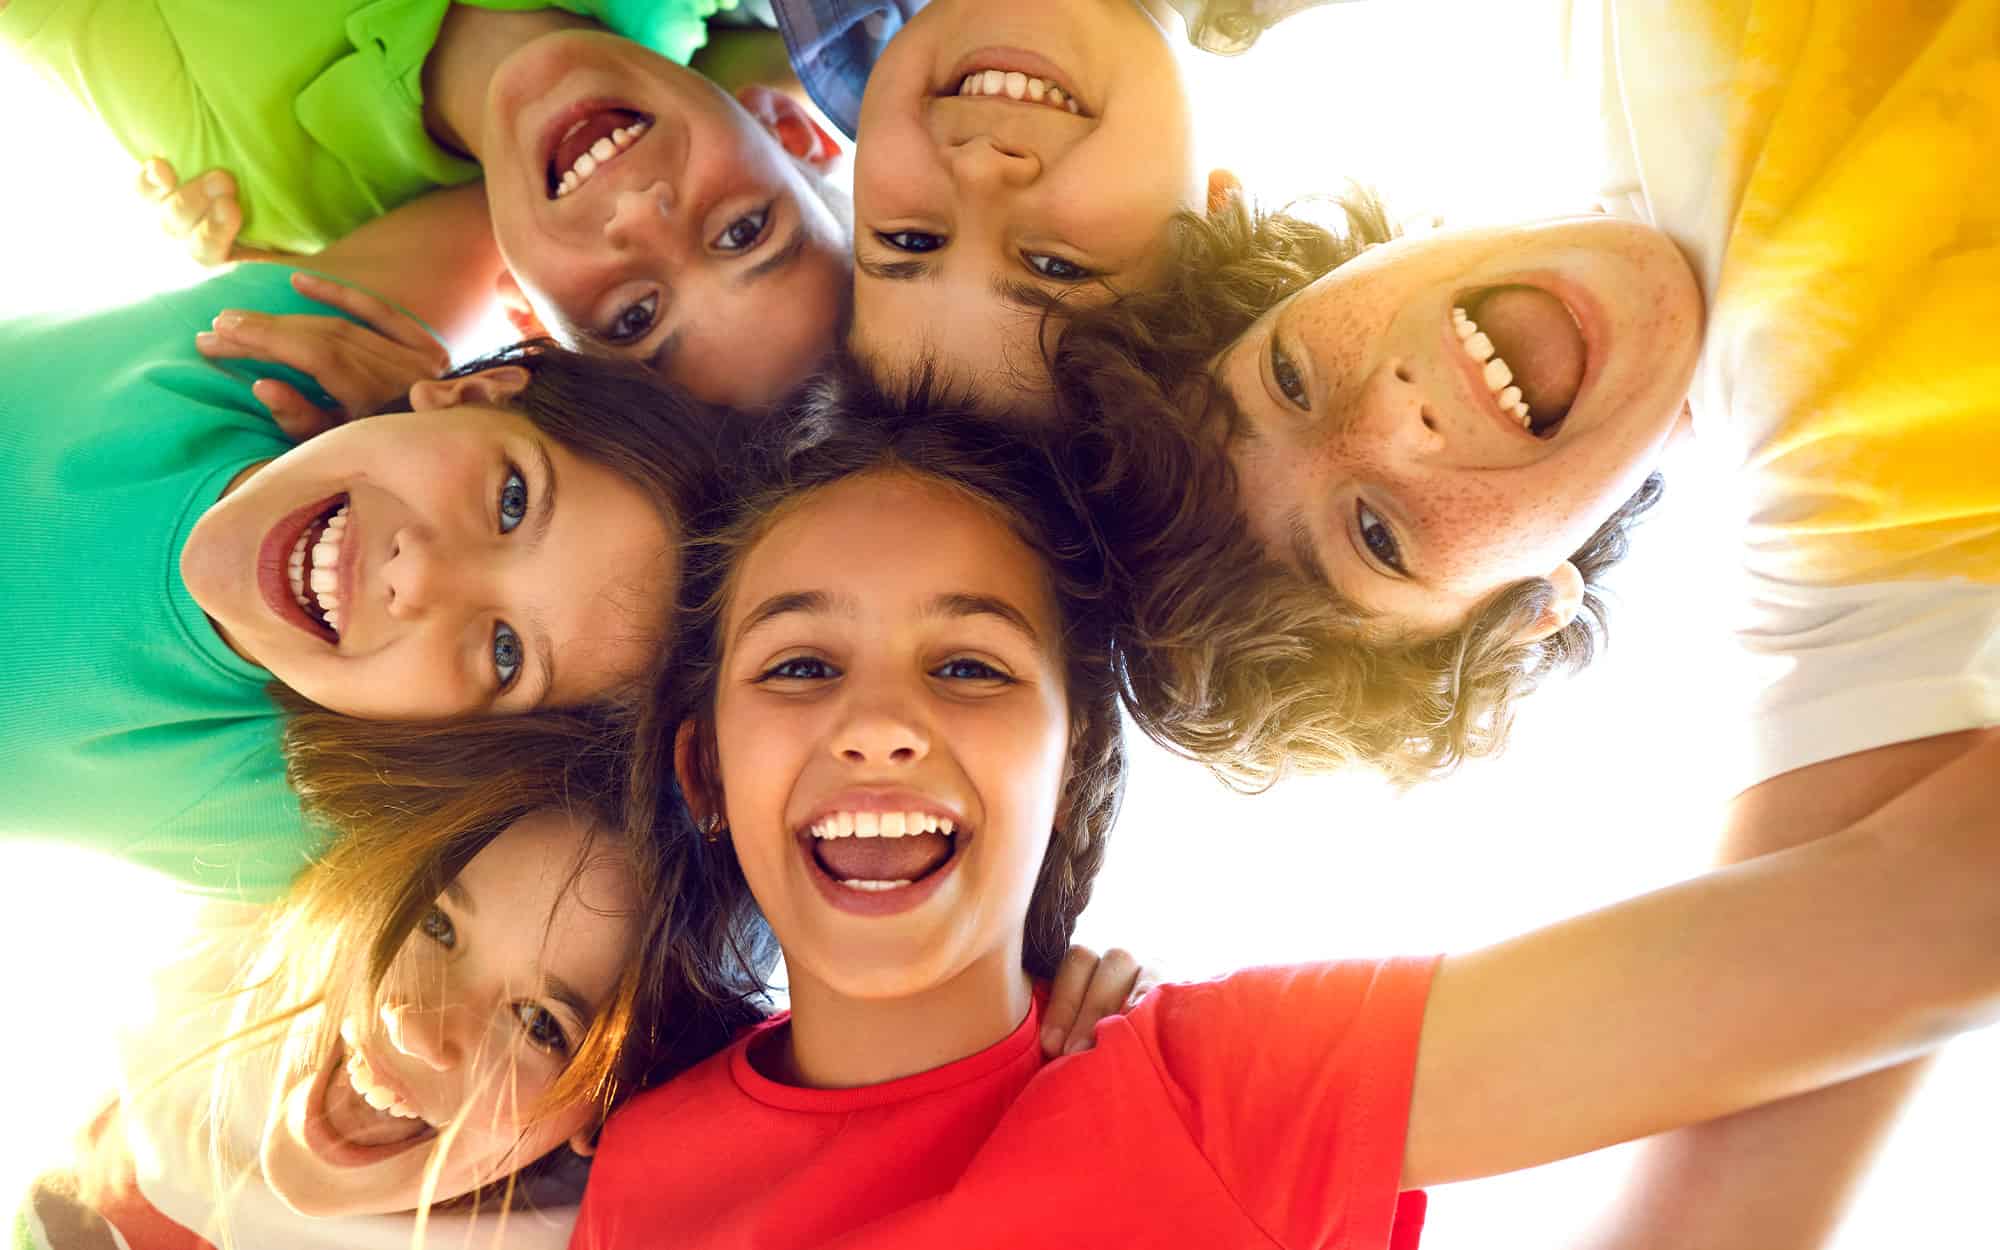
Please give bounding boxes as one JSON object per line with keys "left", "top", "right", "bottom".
{"left": 1575, "top": 0, "right": 2000, "bottom": 785}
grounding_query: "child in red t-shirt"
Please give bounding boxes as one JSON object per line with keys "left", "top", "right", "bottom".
{"left": 573, "top": 378, "right": 2000, "bottom": 1250}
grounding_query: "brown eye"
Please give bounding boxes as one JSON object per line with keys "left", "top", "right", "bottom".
{"left": 1270, "top": 336, "right": 1309, "bottom": 409}
{"left": 713, "top": 203, "right": 773, "bottom": 252}
{"left": 606, "top": 293, "right": 658, "bottom": 345}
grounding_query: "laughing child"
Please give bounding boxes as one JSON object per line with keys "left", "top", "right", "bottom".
{"left": 0, "top": 190, "right": 733, "bottom": 898}
{"left": 1047, "top": 0, "right": 2000, "bottom": 1241}
{"left": 1, "top": 1, "right": 851, "bottom": 405}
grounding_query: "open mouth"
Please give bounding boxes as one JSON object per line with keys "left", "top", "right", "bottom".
{"left": 805, "top": 811, "right": 961, "bottom": 892}
{"left": 939, "top": 49, "right": 1092, "bottom": 119}
{"left": 304, "top": 1035, "right": 437, "bottom": 1168}
{"left": 285, "top": 495, "right": 350, "bottom": 639}
{"left": 1451, "top": 286, "right": 1586, "bottom": 439}
{"left": 545, "top": 106, "right": 652, "bottom": 200}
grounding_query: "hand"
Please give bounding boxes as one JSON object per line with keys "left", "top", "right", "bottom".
{"left": 195, "top": 271, "right": 450, "bottom": 440}
{"left": 138, "top": 157, "right": 245, "bottom": 267}
{"left": 1040, "top": 944, "right": 1165, "bottom": 1059}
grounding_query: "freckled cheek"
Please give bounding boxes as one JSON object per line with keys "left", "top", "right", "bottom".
{"left": 1400, "top": 480, "right": 1574, "bottom": 584}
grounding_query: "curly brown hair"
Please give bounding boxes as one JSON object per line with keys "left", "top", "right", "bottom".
{"left": 1047, "top": 190, "right": 1665, "bottom": 787}
{"left": 656, "top": 358, "right": 1128, "bottom": 979}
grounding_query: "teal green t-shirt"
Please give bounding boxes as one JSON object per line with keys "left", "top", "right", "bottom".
{"left": 0, "top": 0, "right": 738, "bottom": 253}
{"left": 0, "top": 265, "right": 362, "bottom": 900}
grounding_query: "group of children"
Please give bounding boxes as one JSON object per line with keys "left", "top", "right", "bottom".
{"left": 4, "top": 0, "right": 1999, "bottom": 1246}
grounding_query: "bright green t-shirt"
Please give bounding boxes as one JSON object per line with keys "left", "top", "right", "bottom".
{"left": 0, "top": 0, "right": 738, "bottom": 253}
{"left": 0, "top": 264, "right": 366, "bottom": 900}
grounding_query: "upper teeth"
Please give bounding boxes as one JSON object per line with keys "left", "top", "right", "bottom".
{"left": 555, "top": 118, "right": 649, "bottom": 199}
{"left": 810, "top": 811, "right": 956, "bottom": 839}
{"left": 1453, "top": 306, "right": 1534, "bottom": 429}
{"left": 957, "top": 69, "right": 1082, "bottom": 115}
{"left": 288, "top": 503, "right": 348, "bottom": 636}
{"left": 344, "top": 1047, "right": 424, "bottom": 1122}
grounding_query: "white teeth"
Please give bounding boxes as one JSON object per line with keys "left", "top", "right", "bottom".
{"left": 810, "top": 812, "right": 957, "bottom": 839}
{"left": 553, "top": 118, "right": 648, "bottom": 199}
{"left": 840, "top": 879, "right": 914, "bottom": 892}
{"left": 345, "top": 1049, "right": 424, "bottom": 1122}
{"left": 956, "top": 70, "right": 1080, "bottom": 115}
{"left": 1453, "top": 307, "right": 1536, "bottom": 427}
{"left": 310, "top": 566, "right": 338, "bottom": 593}
{"left": 573, "top": 151, "right": 598, "bottom": 180}
{"left": 590, "top": 136, "right": 617, "bottom": 162}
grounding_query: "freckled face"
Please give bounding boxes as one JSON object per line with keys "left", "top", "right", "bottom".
{"left": 180, "top": 405, "right": 675, "bottom": 718}
{"left": 1219, "top": 216, "right": 1702, "bottom": 635}
{"left": 482, "top": 31, "right": 851, "bottom": 407}
{"left": 850, "top": 0, "right": 1199, "bottom": 401}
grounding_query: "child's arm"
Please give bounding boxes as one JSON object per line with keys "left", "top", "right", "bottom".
{"left": 1400, "top": 727, "right": 2000, "bottom": 1190}
{"left": 291, "top": 181, "right": 504, "bottom": 352}
{"left": 1572, "top": 729, "right": 1993, "bottom": 1250}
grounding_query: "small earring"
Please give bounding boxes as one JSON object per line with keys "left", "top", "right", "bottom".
{"left": 702, "top": 813, "right": 727, "bottom": 843}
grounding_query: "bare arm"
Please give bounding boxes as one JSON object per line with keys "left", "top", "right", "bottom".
{"left": 1568, "top": 728, "right": 1995, "bottom": 1249}
{"left": 1400, "top": 727, "right": 2000, "bottom": 1190}
{"left": 298, "top": 181, "right": 505, "bottom": 353}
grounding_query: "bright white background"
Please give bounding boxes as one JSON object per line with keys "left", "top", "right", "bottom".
{"left": 1, "top": 3, "right": 1991, "bottom": 1245}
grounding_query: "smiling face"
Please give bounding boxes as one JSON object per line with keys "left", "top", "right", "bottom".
{"left": 480, "top": 31, "right": 851, "bottom": 408}
{"left": 262, "top": 809, "right": 640, "bottom": 1217}
{"left": 1219, "top": 216, "right": 1703, "bottom": 637}
{"left": 700, "top": 470, "right": 1070, "bottom": 1007}
{"left": 179, "top": 375, "right": 676, "bottom": 719}
{"left": 850, "top": 0, "right": 1200, "bottom": 403}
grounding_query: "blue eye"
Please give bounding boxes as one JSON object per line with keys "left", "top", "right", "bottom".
{"left": 498, "top": 468, "right": 529, "bottom": 533}
{"left": 515, "top": 1003, "right": 571, "bottom": 1056}
{"left": 606, "top": 293, "right": 658, "bottom": 345}
{"left": 1025, "top": 253, "right": 1094, "bottom": 281}
{"left": 1356, "top": 502, "right": 1406, "bottom": 576}
{"left": 713, "top": 204, "right": 772, "bottom": 252}
{"left": 934, "top": 657, "right": 1009, "bottom": 682}
{"left": 758, "top": 656, "right": 837, "bottom": 682}
{"left": 878, "top": 230, "right": 944, "bottom": 253}
{"left": 419, "top": 905, "right": 456, "bottom": 950}
{"left": 493, "top": 622, "right": 524, "bottom": 690}
{"left": 1270, "top": 335, "right": 1309, "bottom": 410}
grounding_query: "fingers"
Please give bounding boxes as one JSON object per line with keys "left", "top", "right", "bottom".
{"left": 289, "top": 272, "right": 448, "bottom": 368}
{"left": 154, "top": 169, "right": 242, "bottom": 267}
{"left": 189, "top": 193, "right": 242, "bottom": 267}
{"left": 252, "top": 379, "right": 342, "bottom": 442}
{"left": 1061, "top": 947, "right": 1141, "bottom": 1056}
{"left": 136, "top": 157, "right": 178, "bottom": 203}
{"left": 1040, "top": 944, "right": 1101, "bottom": 1058}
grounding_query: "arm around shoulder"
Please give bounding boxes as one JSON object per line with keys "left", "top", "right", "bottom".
{"left": 1401, "top": 727, "right": 2000, "bottom": 1189}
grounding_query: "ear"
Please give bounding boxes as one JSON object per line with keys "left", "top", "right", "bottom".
{"left": 735, "top": 83, "right": 843, "bottom": 173}
{"left": 493, "top": 269, "right": 548, "bottom": 340}
{"left": 1205, "top": 168, "right": 1244, "bottom": 218}
{"left": 1517, "top": 560, "right": 1584, "bottom": 644}
{"left": 568, "top": 1126, "right": 598, "bottom": 1158}
{"left": 407, "top": 364, "right": 533, "bottom": 412}
{"left": 673, "top": 721, "right": 723, "bottom": 829}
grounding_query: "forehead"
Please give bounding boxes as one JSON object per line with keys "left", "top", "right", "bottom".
{"left": 455, "top": 811, "right": 640, "bottom": 987}
{"left": 728, "top": 469, "right": 1059, "bottom": 640}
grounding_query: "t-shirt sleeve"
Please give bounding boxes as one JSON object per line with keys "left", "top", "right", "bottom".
{"left": 1131, "top": 958, "right": 1439, "bottom": 1250}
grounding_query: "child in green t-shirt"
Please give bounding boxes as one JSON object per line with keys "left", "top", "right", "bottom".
{"left": 2, "top": 1, "right": 850, "bottom": 407}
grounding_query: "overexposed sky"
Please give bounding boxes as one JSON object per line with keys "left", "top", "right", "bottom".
{"left": 1, "top": 3, "right": 1989, "bottom": 1245}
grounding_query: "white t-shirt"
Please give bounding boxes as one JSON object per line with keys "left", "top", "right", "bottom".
{"left": 1569, "top": 0, "right": 2000, "bottom": 789}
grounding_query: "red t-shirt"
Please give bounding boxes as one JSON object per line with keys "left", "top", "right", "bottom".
{"left": 573, "top": 958, "right": 1438, "bottom": 1250}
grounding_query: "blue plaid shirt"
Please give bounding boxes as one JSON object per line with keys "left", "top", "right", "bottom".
{"left": 771, "top": 0, "right": 924, "bottom": 140}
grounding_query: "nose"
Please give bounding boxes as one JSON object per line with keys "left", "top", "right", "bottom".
{"left": 381, "top": 999, "right": 463, "bottom": 1073}
{"left": 1331, "top": 360, "right": 1446, "bottom": 471}
{"left": 949, "top": 137, "right": 1041, "bottom": 190}
{"left": 603, "top": 180, "right": 680, "bottom": 253}
{"left": 383, "top": 527, "right": 480, "bottom": 621}
{"left": 830, "top": 683, "right": 931, "bottom": 768}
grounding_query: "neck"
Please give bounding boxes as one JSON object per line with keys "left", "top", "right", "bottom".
{"left": 423, "top": 5, "right": 597, "bottom": 162}
{"left": 777, "top": 945, "right": 1036, "bottom": 1089}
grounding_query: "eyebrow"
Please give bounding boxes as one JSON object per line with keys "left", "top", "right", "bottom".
{"left": 737, "top": 225, "right": 809, "bottom": 288}
{"left": 1287, "top": 510, "right": 1334, "bottom": 593}
{"left": 857, "top": 254, "right": 935, "bottom": 282}
{"left": 443, "top": 876, "right": 477, "bottom": 916}
{"left": 991, "top": 276, "right": 1050, "bottom": 314}
{"left": 732, "top": 589, "right": 1045, "bottom": 650}
{"left": 543, "top": 972, "right": 598, "bottom": 1027}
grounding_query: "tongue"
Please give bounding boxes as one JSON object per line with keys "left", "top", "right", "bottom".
{"left": 322, "top": 1059, "right": 430, "bottom": 1150}
{"left": 552, "top": 110, "right": 638, "bottom": 185}
{"left": 815, "top": 833, "right": 953, "bottom": 883}
{"left": 1470, "top": 286, "right": 1585, "bottom": 417}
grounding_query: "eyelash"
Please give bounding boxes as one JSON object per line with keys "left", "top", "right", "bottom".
{"left": 490, "top": 467, "right": 530, "bottom": 692}
{"left": 416, "top": 905, "right": 572, "bottom": 1057}
{"left": 605, "top": 294, "right": 658, "bottom": 345}
{"left": 878, "top": 229, "right": 944, "bottom": 253}
{"left": 713, "top": 202, "right": 774, "bottom": 252}
{"left": 1024, "top": 253, "right": 1095, "bottom": 282}
{"left": 752, "top": 655, "right": 1014, "bottom": 684}
{"left": 1270, "top": 334, "right": 1309, "bottom": 410}
{"left": 1356, "top": 501, "right": 1407, "bottom": 575}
